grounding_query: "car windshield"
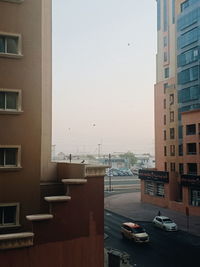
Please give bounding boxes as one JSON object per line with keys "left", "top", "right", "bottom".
{"left": 131, "top": 227, "right": 145, "bottom": 233}
{"left": 163, "top": 219, "right": 173, "bottom": 223}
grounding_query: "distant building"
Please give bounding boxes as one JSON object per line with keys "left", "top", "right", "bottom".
{"left": 102, "top": 157, "right": 129, "bottom": 169}
{"left": 139, "top": 0, "right": 200, "bottom": 216}
{"left": 134, "top": 154, "right": 155, "bottom": 169}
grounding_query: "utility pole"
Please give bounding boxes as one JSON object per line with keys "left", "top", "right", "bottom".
{"left": 109, "top": 153, "right": 112, "bottom": 191}
{"left": 98, "top": 143, "right": 101, "bottom": 158}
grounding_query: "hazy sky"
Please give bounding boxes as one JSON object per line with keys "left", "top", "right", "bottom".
{"left": 52, "top": 0, "right": 156, "bottom": 155}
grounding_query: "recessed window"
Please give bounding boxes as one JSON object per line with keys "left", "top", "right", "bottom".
{"left": 145, "top": 181, "right": 154, "bottom": 196}
{"left": 170, "top": 162, "right": 176, "bottom": 172}
{"left": 179, "top": 144, "right": 183, "bottom": 156}
{"left": 0, "top": 90, "right": 22, "bottom": 112}
{"left": 191, "top": 189, "right": 200, "bottom": 207}
{"left": 169, "top": 94, "right": 174, "bottom": 105}
{"left": 186, "top": 124, "right": 196, "bottom": 135}
{"left": 164, "top": 162, "right": 167, "bottom": 171}
{"left": 0, "top": 203, "right": 19, "bottom": 227}
{"left": 164, "top": 67, "right": 169, "bottom": 79}
{"left": 164, "top": 52, "right": 168, "bottom": 62}
{"left": 164, "top": 99, "right": 166, "bottom": 109}
{"left": 164, "top": 83, "right": 168, "bottom": 94}
{"left": 187, "top": 163, "right": 197, "bottom": 175}
{"left": 164, "top": 146, "right": 167, "bottom": 156}
{"left": 164, "top": 115, "right": 166, "bottom": 125}
{"left": 0, "top": 147, "right": 21, "bottom": 168}
{"left": 156, "top": 183, "right": 164, "bottom": 197}
{"left": 163, "top": 36, "right": 167, "bottom": 47}
{"left": 170, "top": 145, "right": 175, "bottom": 156}
{"left": 170, "top": 128, "right": 175, "bottom": 139}
{"left": 0, "top": 34, "right": 22, "bottom": 56}
{"left": 170, "top": 111, "right": 174, "bottom": 122}
{"left": 164, "top": 130, "right": 167, "bottom": 140}
{"left": 187, "top": 143, "right": 196, "bottom": 155}
{"left": 179, "top": 163, "right": 184, "bottom": 174}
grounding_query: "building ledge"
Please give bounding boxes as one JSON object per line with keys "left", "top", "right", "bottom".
{"left": 44, "top": 195, "right": 71, "bottom": 202}
{"left": 0, "top": 0, "right": 24, "bottom": 3}
{"left": 26, "top": 214, "right": 53, "bottom": 221}
{"left": 85, "top": 165, "right": 109, "bottom": 177}
{"left": 0, "top": 110, "right": 23, "bottom": 115}
{"left": 0, "top": 232, "right": 34, "bottom": 250}
{"left": 62, "top": 179, "right": 87, "bottom": 185}
{"left": 0, "top": 53, "right": 23, "bottom": 59}
{"left": 0, "top": 166, "right": 22, "bottom": 171}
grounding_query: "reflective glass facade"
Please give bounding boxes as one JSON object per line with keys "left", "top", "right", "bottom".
{"left": 177, "top": 0, "right": 200, "bottom": 115}
{"left": 157, "top": 0, "right": 161, "bottom": 31}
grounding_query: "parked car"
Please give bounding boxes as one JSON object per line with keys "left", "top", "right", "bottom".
{"left": 121, "top": 222, "right": 149, "bottom": 243}
{"left": 152, "top": 216, "right": 178, "bottom": 231}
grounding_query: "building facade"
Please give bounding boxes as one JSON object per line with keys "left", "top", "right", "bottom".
{"left": 140, "top": 0, "right": 200, "bottom": 216}
{"left": 0, "top": 1, "right": 106, "bottom": 265}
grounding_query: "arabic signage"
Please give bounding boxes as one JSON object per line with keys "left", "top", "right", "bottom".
{"left": 139, "top": 170, "right": 169, "bottom": 183}
{"left": 181, "top": 174, "right": 200, "bottom": 187}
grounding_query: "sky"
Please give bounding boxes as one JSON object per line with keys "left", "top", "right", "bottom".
{"left": 52, "top": 0, "right": 157, "bottom": 156}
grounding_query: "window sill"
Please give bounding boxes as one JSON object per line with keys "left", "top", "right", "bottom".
{"left": 0, "top": 224, "right": 21, "bottom": 229}
{"left": 0, "top": 167, "right": 22, "bottom": 171}
{"left": 0, "top": 110, "right": 23, "bottom": 115}
{"left": 0, "top": 53, "right": 23, "bottom": 59}
{"left": 0, "top": 0, "right": 24, "bottom": 4}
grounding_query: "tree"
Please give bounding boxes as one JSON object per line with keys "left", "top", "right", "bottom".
{"left": 119, "top": 151, "right": 137, "bottom": 167}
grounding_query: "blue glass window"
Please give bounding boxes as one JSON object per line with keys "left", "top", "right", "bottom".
{"left": 172, "top": 0, "right": 175, "bottom": 24}
{"left": 177, "top": 8, "right": 199, "bottom": 31}
{"left": 0, "top": 36, "right": 5, "bottom": 53}
{"left": 163, "top": 36, "right": 167, "bottom": 47}
{"left": 177, "top": 47, "right": 199, "bottom": 67}
{"left": 157, "top": 0, "right": 161, "bottom": 31}
{"left": 164, "top": 67, "right": 169, "bottom": 78}
{"left": 181, "top": 0, "right": 189, "bottom": 12}
{"left": 178, "top": 66, "right": 199, "bottom": 84}
{"left": 178, "top": 86, "right": 200, "bottom": 103}
{"left": 177, "top": 28, "right": 199, "bottom": 49}
{"left": 178, "top": 126, "right": 183, "bottom": 139}
{"left": 164, "top": 52, "right": 168, "bottom": 62}
{"left": 181, "top": 0, "right": 199, "bottom": 12}
{"left": 163, "top": 0, "right": 168, "bottom": 32}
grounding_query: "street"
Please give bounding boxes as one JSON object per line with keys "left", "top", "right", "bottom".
{"left": 104, "top": 175, "right": 140, "bottom": 191}
{"left": 105, "top": 211, "right": 200, "bottom": 267}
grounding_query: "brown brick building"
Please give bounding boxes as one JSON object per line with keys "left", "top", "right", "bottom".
{"left": 0, "top": 1, "right": 106, "bottom": 265}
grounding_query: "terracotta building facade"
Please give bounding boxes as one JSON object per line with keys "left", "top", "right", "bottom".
{"left": 0, "top": 1, "right": 106, "bottom": 266}
{"left": 140, "top": 0, "right": 200, "bottom": 216}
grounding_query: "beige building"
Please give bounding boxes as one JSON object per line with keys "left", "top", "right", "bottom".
{"left": 140, "top": 0, "right": 200, "bottom": 216}
{"left": 0, "top": 0, "right": 55, "bottom": 231}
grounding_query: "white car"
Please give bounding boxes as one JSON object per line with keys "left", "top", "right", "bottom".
{"left": 152, "top": 216, "right": 178, "bottom": 231}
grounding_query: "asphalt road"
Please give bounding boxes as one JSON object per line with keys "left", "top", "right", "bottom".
{"left": 104, "top": 175, "right": 140, "bottom": 190}
{"left": 104, "top": 210, "right": 200, "bottom": 267}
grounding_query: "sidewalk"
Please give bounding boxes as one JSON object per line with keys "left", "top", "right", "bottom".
{"left": 104, "top": 191, "right": 200, "bottom": 237}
